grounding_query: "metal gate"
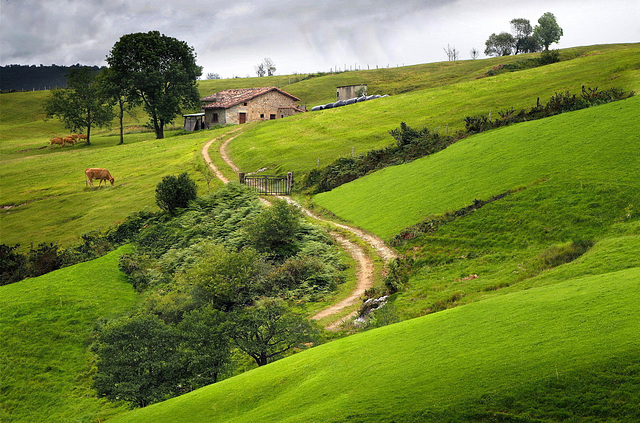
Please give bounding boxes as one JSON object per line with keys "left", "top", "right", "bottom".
{"left": 239, "top": 172, "right": 293, "bottom": 195}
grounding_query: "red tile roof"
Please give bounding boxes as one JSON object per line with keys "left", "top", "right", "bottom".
{"left": 201, "top": 87, "right": 300, "bottom": 109}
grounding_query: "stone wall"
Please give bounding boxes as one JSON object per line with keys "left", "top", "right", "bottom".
{"left": 204, "top": 91, "right": 300, "bottom": 126}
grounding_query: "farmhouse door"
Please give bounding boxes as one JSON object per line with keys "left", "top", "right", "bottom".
{"left": 239, "top": 112, "right": 247, "bottom": 124}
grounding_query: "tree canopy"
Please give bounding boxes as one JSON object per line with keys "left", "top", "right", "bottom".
{"left": 534, "top": 12, "right": 563, "bottom": 51}
{"left": 43, "top": 67, "right": 113, "bottom": 145}
{"left": 106, "top": 31, "right": 202, "bottom": 139}
{"left": 484, "top": 32, "right": 515, "bottom": 57}
{"left": 510, "top": 18, "right": 541, "bottom": 54}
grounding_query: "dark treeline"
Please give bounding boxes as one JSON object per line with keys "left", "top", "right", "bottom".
{"left": 0, "top": 64, "right": 103, "bottom": 92}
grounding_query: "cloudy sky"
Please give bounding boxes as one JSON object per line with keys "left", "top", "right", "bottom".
{"left": 1, "top": 0, "right": 638, "bottom": 78}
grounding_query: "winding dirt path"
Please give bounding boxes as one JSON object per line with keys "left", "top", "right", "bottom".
{"left": 202, "top": 130, "right": 396, "bottom": 329}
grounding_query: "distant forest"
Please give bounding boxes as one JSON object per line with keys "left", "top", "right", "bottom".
{"left": 0, "top": 64, "right": 104, "bottom": 92}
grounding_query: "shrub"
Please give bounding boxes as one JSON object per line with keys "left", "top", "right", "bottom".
{"left": 244, "top": 199, "right": 303, "bottom": 261}
{"left": 0, "top": 244, "right": 26, "bottom": 285}
{"left": 93, "top": 314, "right": 184, "bottom": 407}
{"left": 155, "top": 172, "right": 197, "bottom": 213}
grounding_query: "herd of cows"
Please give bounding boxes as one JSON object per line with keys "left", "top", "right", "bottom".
{"left": 49, "top": 133, "right": 87, "bottom": 147}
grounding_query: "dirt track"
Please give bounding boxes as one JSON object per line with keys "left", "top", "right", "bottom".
{"left": 202, "top": 131, "right": 396, "bottom": 329}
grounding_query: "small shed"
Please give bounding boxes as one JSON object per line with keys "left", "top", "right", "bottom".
{"left": 337, "top": 84, "right": 367, "bottom": 101}
{"left": 183, "top": 113, "right": 205, "bottom": 131}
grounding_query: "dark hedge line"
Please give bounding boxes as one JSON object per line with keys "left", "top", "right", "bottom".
{"left": 0, "top": 212, "right": 151, "bottom": 286}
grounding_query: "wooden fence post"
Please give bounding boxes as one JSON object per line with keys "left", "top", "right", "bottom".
{"left": 239, "top": 172, "right": 245, "bottom": 185}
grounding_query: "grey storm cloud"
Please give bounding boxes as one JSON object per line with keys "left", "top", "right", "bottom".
{"left": 1, "top": 0, "right": 638, "bottom": 77}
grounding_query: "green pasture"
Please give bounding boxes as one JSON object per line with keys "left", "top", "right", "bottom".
{"left": 314, "top": 95, "right": 640, "bottom": 238}
{"left": 0, "top": 127, "right": 229, "bottom": 248}
{"left": 225, "top": 43, "right": 640, "bottom": 176}
{"left": 108, "top": 266, "right": 640, "bottom": 422}
{"left": 0, "top": 246, "right": 139, "bottom": 423}
{"left": 312, "top": 95, "right": 640, "bottom": 319}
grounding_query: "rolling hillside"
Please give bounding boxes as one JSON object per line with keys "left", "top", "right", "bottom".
{"left": 225, "top": 43, "right": 640, "bottom": 177}
{"left": 2, "top": 43, "right": 639, "bottom": 422}
{"left": 107, "top": 267, "right": 640, "bottom": 422}
{"left": 314, "top": 96, "right": 640, "bottom": 238}
{"left": 0, "top": 246, "right": 139, "bottom": 422}
{"left": 106, "top": 74, "right": 640, "bottom": 422}
{"left": 2, "top": 43, "right": 637, "bottom": 249}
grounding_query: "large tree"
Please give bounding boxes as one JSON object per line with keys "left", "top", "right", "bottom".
{"left": 534, "top": 12, "right": 563, "bottom": 51}
{"left": 106, "top": 31, "right": 202, "bottom": 139}
{"left": 225, "top": 298, "right": 319, "bottom": 366}
{"left": 44, "top": 67, "right": 113, "bottom": 145}
{"left": 510, "top": 18, "right": 541, "bottom": 54}
{"left": 484, "top": 32, "right": 515, "bottom": 57}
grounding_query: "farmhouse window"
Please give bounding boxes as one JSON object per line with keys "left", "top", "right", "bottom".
{"left": 270, "top": 114, "right": 276, "bottom": 120}
{"left": 260, "top": 114, "right": 265, "bottom": 119}
{"left": 212, "top": 113, "right": 219, "bottom": 123}
{"left": 243, "top": 102, "right": 248, "bottom": 106}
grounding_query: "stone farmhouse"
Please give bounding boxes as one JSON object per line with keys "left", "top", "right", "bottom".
{"left": 200, "top": 87, "right": 304, "bottom": 127}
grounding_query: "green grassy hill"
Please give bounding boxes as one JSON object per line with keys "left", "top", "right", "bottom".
{"left": 2, "top": 44, "right": 637, "bottom": 249}
{"left": 225, "top": 43, "right": 640, "bottom": 176}
{"left": 314, "top": 96, "right": 640, "bottom": 238}
{"left": 314, "top": 96, "right": 640, "bottom": 319}
{"left": 0, "top": 246, "right": 139, "bottom": 423}
{"left": 2, "top": 43, "right": 639, "bottom": 422}
{"left": 107, "top": 266, "right": 640, "bottom": 422}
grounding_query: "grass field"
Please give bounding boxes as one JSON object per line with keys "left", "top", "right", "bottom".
{"left": 107, "top": 266, "right": 640, "bottom": 422}
{"left": 0, "top": 246, "right": 139, "bottom": 423}
{"left": 225, "top": 43, "right": 640, "bottom": 177}
{"left": 2, "top": 43, "right": 640, "bottom": 422}
{"left": 314, "top": 95, "right": 640, "bottom": 238}
{"left": 0, "top": 128, "right": 228, "bottom": 248}
{"left": 314, "top": 96, "right": 640, "bottom": 319}
{"left": 2, "top": 44, "right": 637, "bottom": 249}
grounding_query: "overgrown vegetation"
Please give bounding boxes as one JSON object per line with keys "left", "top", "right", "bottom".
{"left": 92, "top": 183, "right": 345, "bottom": 408}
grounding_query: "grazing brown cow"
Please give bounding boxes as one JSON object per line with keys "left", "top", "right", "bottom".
{"left": 50, "top": 137, "right": 64, "bottom": 147}
{"left": 85, "top": 168, "right": 115, "bottom": 187}
{"left": 78, "top": 134, "right": 88, "bottom": 142}
{"left": 63, "top": 137, "right": 75, "bottom": 146}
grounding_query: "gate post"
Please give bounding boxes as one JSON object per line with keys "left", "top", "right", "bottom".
{"left": 239, "top": 172, "right": 245, "bottom": 185}
{"left": 287, "top": 172, "right": 293, "bottom": 194}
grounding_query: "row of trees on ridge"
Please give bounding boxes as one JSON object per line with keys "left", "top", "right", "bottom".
{"left": 485, "top": 12, "right": 563, "bottom": 57}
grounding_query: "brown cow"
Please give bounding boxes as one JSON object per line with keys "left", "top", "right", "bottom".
{"left": 50, "top": 137, "right": 64, "bottom": 147}
{"left": 63, "top": 137, "right": 75, "bottom": 146}
{"left": 85, "top": 168, "right": 115, "bottom": 187}
{"left": 78, "top": 134, "right": 88, "bottom": 142}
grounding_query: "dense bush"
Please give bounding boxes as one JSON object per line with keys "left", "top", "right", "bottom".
{"left": 243, "top": 199, "right": 303, "bottom": 261}
{"left": 94, "top": 183, "right": 346, "bottom": 407}
{"left": 303, "top": 123, "right": 457, "bottom": 194}
{"left": 466, "top": 86, "right": 633, "bottom": 134}
{"left": 155, "top": 172, "right": 198, "bottom": 213}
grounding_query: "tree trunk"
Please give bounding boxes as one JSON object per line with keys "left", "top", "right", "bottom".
{"left": 86, "top": 109, "right": 92, "bottom": 145}
{"left": 118, "top": 100, "right": 124, "bottom": 145}
{"left": 158, "top": 118, "right": 164, "bottom": 139}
